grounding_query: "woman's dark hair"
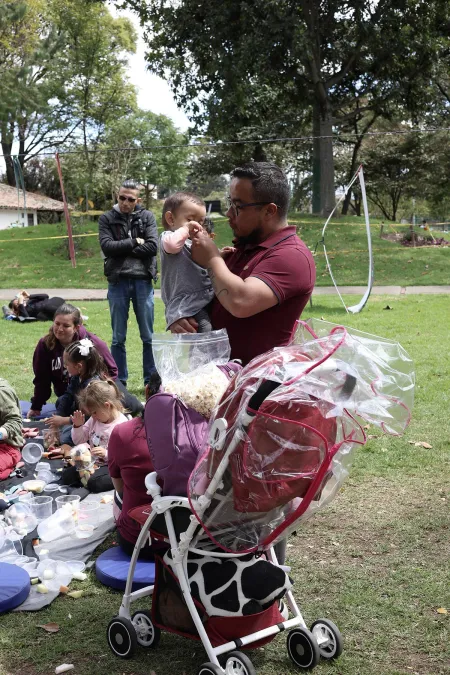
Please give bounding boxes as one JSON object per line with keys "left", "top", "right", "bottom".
{"left": 231, "top": 161, "right": 290, "bottom": 219}
{"left": 64, "top": 340, "right": 108, "bottom": 380}
{"left": 43, "top": 303, "right": 81, "bottom": 350}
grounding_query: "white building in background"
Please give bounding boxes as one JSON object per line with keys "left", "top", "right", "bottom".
{"left": 0, "top": 183, "right": 66, "bottom": 230}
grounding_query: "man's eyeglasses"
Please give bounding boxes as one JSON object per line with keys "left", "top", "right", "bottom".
{"left": 118, "top": 195, "right": 137, "bottom": 203}
{"left": 225, "top": 196, "right": 274, "bottom": 216}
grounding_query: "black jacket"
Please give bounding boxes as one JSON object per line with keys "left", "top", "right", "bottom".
{"left": 98, "top": 205, "right": 158, "bottom": 282}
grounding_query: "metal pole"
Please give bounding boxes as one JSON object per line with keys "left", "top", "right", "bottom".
{"left": 55, "top": 152, "right": 76, "bottom": 268}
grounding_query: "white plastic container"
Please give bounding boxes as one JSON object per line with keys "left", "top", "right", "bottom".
{"left": 21, "top": 443, "right": 43, "bottom": 464}
{"left": 36, "top": 469, "right": 58, "bottom": 485}
{"left": 30, "top": 496, "right": 53, "bottom": 522}
{"left": 36, "top": 559, "right": 72, "bottom": 591}
{"left": 0, "top": 536, "right": 23, "bottom": 558}
{"left": 5, "top": 503, "right": 38, "bottom": 535}
{"left": 37, "top": 508, "right": 76, "bottom": 542}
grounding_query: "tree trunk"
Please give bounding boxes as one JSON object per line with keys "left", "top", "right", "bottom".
{"left": 312, "top": 101, "right": 321, "bottom": 214}
{"left": 1, "top": 125, "right": 15, "bottom": 186}
{"left": 319, "top": 108, "right": 335, "bottom": 217}
{"left": 253, "top": 142, "right": 267, "bottom": 162}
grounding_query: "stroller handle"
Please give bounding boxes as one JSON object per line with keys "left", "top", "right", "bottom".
{"left": 248, "top": 379, "right": 281, "bottom": 412}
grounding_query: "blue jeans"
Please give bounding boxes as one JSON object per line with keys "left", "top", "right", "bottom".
{"left": 107, "top": 278, "right": 155, "bottom": 384}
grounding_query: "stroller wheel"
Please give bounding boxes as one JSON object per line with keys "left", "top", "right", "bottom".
{"left": 225, "top": 650, "right": 256, "bottom": 675}
{"left": 310, "top": 618, "right": 343, "bottom": 659}
{"left": 197, "top": 663, "right": 223, "bottom": 675}
{"left": 286, "top": 628, "right": 320, "bottom": 670}
{"left": 132, "top": 610, "right": 161, "bottom": 648}
{"left": 107, "top": 616, "right": 137, "bottom": 659}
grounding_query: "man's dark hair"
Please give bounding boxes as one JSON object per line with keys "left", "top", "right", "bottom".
{"left": 231, "top": 162, "right": 290, "bottom": 219}
{"left": 162, "top": 191, "right": 206, "bottom": 229}
{"left": 121, "top": 179, "right": 140, "bottom": 191}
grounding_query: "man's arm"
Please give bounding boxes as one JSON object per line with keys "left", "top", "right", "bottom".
{"left": 190, "top": 231, "right": 277, "bottom": 318}
{"left": 131, "top": 212, "right": 158, "bottom": 258}
{"left": 99, "top": 215, "right": 137, "bottom": 257}
{"left": 207, "top": 256, "right": 277, "bottom": 318}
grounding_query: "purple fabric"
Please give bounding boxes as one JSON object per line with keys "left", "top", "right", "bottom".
{"left": 30, "top": 325, "right": 118, "bottom": 411}
{"left": 144, "top": 393, "right": 208, "bottom": 497}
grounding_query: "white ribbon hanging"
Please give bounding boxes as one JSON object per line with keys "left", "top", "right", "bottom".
{"left": 320, "top": 165, "right": 374, "bottom": 314}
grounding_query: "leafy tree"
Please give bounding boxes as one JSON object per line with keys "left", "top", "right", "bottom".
{"left": 118, "top": 0, "right": 448, "bottom": 215}
{"left": 0, "top": 0, "right": 137, "bottom": 187}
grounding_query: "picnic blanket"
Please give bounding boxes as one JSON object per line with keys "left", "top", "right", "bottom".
{"left": 1, "top": 420, "right": 116, "bottom": 610}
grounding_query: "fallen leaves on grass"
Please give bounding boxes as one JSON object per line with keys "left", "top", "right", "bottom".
{"left": 436, "top": 608, "right": 448, "bottom": 615}
{"left": 408, "top": 441, "right": 433, "bottom": 449}
{"left": 37, "top": 622, "right": 60, "bottom": 633}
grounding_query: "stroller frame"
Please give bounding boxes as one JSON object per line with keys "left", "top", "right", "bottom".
{"left": 109, "top": 407, "right": 343, "bottom": 673}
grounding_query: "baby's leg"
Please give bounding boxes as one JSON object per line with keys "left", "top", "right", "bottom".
{"left": 193, "top": 308, "right": 212, "bottom": 333}
{"left": 0, "top": 445, "right": 21, "bottom": 480}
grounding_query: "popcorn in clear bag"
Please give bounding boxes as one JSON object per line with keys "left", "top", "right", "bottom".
{"left": 163, "top": 362, "right": 229, "bottom": 419}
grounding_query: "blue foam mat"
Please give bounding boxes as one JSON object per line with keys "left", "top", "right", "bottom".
{"left": 0, "top": 563, "right": 31, "bottom": 613}
{"left": 20, "top": 401, "right": 57, "bottom": 420}
{"left": 95, "top": 546, "right": 155, "bottom": 591}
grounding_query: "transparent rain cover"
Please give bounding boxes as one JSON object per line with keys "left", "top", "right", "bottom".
{"left": 188, "top": 321, "right": 414, "bottom": 553}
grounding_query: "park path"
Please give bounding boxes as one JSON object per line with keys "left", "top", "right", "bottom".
{"left": 1, "top": 285, "right": 450, "bottom": 301}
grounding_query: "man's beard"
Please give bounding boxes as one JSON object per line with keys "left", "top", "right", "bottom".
{"left": 234, "top": 225, "right": 264, "bottom": 246}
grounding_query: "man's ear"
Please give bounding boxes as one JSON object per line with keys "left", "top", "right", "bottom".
{"left": 136, "top": 196, "right": 142, "bottom": 204}
{"left": 265, "top": 203, "right": 278, "bottom": 217}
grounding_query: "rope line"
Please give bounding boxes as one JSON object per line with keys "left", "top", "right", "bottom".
{"left": 1, "top": 126, "right": 450, "bottom": 158}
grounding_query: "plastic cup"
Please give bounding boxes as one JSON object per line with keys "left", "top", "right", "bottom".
{"left": 5, "top": 503, "right": 38, "bottom": 535}
{"left": 30, "top": 496, "right": 53, "bottom": 522}
{"left": 36, "top": 462, "right": 51, "bottom": 472}
{"left": 34, "top": 544, "right": 51, "bottom": 560}
{"left": 21, "top": 442, "right": 43, "bottom": 465}
{"left": 44, "top": 484, "right": 61, "bottom": 494}
{"left": 36, "top": 469, "right": 57, "bottom": 485}
{"left": 0, "top": 536, "right": 23, "bottom": 558}
{"left": 55, "top": 494, "right": 80, "bottom": 514}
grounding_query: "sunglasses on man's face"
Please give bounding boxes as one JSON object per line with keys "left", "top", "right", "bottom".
{"left": 118, "top": 195, "right": 137, "bottom": 203}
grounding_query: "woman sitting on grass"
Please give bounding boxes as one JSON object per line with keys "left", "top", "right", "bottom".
{"left": 28, "top": 303, "right": 142, "bottom": 419}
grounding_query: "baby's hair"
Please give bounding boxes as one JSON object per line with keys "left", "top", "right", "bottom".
{"left": 76, "top": 379, "right": 124, "bottom": 414}
{"left": 64, "top": 340, "right": 108, "bottom": 380}
{"left": 162, "top": 191, "right": 206, "bottom": 229}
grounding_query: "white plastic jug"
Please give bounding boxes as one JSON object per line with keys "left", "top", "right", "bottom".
{"left": 37, "top": 507, "right": 76, "bottom": 542}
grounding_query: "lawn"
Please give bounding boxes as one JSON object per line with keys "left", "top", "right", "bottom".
{"left": 0, "top": 295, "right": 449, "bottom": 675}
{"left": 0, "top": 214, "right": 448, "bottom": 289}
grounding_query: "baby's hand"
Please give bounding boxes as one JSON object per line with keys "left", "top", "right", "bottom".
{"left": 220, "top": 246, "right": 236, "bottom": 257}
{"left": 91, "top": 446, "right": 107, "bottom": 459}
{"left": 187, "top": 221, "right": 203, "bottom": 236}
{"left": 71, "top": 410, "right": 85, "bottom": 428}
{"left": 45, "top": 415, "right": 65, "bottom": 428}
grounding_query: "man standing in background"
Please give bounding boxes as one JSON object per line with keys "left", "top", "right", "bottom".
{"left": 99, "top": 179, "right": 158, "bottom": 387}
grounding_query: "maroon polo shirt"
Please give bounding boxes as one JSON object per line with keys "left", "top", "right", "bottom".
{"left": 210, "top": 225, "right": 316, "bottom": 365}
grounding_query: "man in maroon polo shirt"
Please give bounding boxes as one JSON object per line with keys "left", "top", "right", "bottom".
{"left": 170, "top": 161, "right": 316, "bottom": 364}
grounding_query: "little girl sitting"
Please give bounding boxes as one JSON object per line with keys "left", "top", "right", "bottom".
{"left": 62, "top": 379, "right": 128, "bottom": 492}
{"left": 45, "top": 338, "right": 110, "bottom": 449}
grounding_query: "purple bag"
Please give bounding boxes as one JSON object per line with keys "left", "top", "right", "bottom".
{"left": 144, "top": 362, "right": 242, "bottom": 497}
{"left": 144, "top": 392, "right": 208, "bottom": 497}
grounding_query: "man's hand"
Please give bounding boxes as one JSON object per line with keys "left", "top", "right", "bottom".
{"left": 71, "top": 410, "right": 85, "bottom": 428}
{"left": 169, "top": 317, "right": 199, "bottom": 334}
{"left": 191, "top": 229, "right": 221, "bottom": 268}
{"left": 27, "top": 409, "right": 41, "bottom": 419}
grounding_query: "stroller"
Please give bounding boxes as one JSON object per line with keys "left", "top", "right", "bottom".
{"left": 106, "top": 319, "right": 414, "bottom": 674}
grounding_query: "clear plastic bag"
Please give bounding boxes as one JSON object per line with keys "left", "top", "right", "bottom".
{"left": 152, "top": 330, "right": 231, "bottom": 418}
{"left": 152, "top": 330, "right": 231, "bottom": 381}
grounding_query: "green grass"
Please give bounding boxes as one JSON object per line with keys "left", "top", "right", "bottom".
{"left": 0, "top": 295, "right": 449, "bottom": 675}
{"left": 0, "top": 214, "right": 448, "bottom": 289}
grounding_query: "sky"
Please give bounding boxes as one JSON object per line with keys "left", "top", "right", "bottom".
{"left": 111, "top": 6, "right": 191, "bottom": 132}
